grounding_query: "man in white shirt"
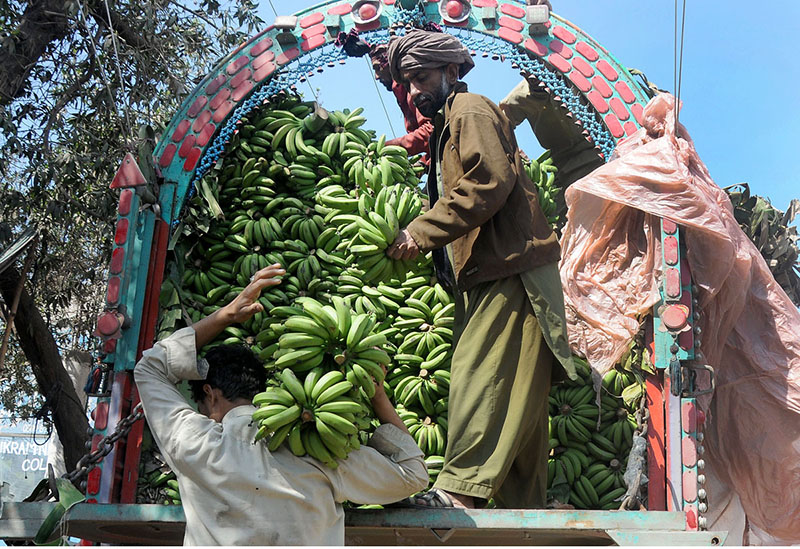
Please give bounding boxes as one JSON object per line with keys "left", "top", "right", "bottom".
{"left": 134, "top": 264, "right": 428, "bottom": 545}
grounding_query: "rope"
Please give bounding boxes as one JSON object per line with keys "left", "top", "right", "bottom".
{"left": 102, "top": 0, "right": 134, "bottom": 143}
{"left": 267, "top": 0, "right": 278, "bottom": 17}
{"left": 674, "top": 0, "right": 688, "bottom": 129}
{"left": 364, "top": 56, "right": 398, "bottom": 139}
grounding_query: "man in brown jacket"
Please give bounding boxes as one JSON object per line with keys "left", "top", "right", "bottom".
{"left": 386, "top": 30, "right": 576, "bottom": 510}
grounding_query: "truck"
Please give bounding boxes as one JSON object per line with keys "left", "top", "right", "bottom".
{"left": 1, "top": 0, "right": 730, "bottom": 544}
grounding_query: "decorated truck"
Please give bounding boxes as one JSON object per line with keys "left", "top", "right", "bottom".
{"left": 9, "top": 0, "right": 799, "bottom": 545}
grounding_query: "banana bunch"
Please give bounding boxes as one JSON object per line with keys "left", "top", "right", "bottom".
{"left": 523, "top": 149, "right": 560, "bottom": 226}
{"left": 398, "top": 405, "right": 448, "bottom": 458}
{"left": 252, "top": 368, "right": 368, "bottom": 468}
{"left": 140, "top": 469, "right": 181, "bottom": 506}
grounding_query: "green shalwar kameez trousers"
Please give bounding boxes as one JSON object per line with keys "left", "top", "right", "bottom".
{"left": 405, "top": 82, "right": 576, "bottom": 508}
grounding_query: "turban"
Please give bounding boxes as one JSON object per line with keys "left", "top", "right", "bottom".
{"left": 387, "top": 29, "right": 474, "bottom": 83}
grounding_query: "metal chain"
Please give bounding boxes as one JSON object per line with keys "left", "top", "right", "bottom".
{"left": 63, "top": 402, "right": 144, "bottom": 484}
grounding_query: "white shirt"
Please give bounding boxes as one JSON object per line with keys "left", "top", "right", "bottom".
{"left": 134, "top": 327, "right": 428, "bottom": 545}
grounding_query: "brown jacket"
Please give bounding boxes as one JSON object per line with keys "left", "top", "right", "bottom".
{"left": 407, "top": 82, "right": 561, "bottom": 292}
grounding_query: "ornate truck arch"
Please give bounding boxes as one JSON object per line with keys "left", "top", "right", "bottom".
{"left": 153, "top": 0, "right": 651, "bottom": 224}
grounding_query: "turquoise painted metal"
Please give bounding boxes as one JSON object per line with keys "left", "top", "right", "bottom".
{"left": 1, "top": 502, "right": 728, "bottom": 545}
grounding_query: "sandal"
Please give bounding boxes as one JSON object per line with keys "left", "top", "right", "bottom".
{"left": 401, "top": 488, "right": 458, "bottom": 509}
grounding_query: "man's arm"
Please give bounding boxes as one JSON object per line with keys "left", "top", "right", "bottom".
{"left": 386, "top": 120, "right": 434, "bottom": 156}
{"left": 317, "top": 375, "right": 427, "bottom": 504}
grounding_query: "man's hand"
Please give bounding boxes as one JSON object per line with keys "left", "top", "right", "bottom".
{"left": 221, "top": 264, "right": 285, "bottom": 324}
{"left": 386, "top": 229, "right": 421, "bottom": 261}
{"left": 193, "top": 264, "right": 285, "bottom": 348}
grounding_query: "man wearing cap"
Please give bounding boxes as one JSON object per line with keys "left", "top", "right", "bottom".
{"left": 337, "top": 31, "right": 433, "bottom": 161}
{"left": 385, "top": 29, "right": 576, "bottom": 510}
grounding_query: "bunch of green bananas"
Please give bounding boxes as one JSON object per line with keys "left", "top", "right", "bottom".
{"left": 398, "top": 404, "right": 448, "bottom": 457}
{"left": 252, "top": 368, "right": 372, "bottom": 468}
{"left": 545, "top": 352, "right": 647, "bottom": 510}
{"left": 141, "top": 469, "right": 181, "bottom": 506}
{"left": 523, "top": 149, "right": 560, "bottom": 227}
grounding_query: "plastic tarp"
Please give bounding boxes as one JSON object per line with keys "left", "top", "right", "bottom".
{"left": 558, "top": 93, "right": 800, "bottom": 542}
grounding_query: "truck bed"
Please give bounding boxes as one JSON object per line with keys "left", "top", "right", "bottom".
{"left": 1, "top": 502, "right": 727, "bottom": 545}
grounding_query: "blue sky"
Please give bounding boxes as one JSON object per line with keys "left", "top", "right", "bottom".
{"left": 261, "top": 0, "right": 798, "bottom": 213}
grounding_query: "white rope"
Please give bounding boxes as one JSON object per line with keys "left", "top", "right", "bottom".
{"left": 673, "top": 0, "right": 688, "bottom": 130}
{"left": 102, "top": 0, "right": 134, "bottom": 142}
{"left": 364, "top": 56, "right": 398, "bottom": 139}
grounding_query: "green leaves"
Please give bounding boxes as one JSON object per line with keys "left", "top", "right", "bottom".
{"left": 725, "top": 184, "right": 800, "bottom": 306}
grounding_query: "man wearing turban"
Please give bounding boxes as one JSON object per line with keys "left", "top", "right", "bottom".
{"left": 386, "top": 30, "right": 576, "bottom": 510}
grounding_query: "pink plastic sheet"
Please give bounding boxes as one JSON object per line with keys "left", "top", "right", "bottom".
{"left": 559, "top": 94, "right": 800, "bottom": 542}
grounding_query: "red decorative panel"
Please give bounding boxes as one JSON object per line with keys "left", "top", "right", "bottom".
{"left": 499, "top": 3, "right": 524, "bottom": 18}
{"left": 592, "top": 75, "right": 613, "bottom": 98}
{"left": 682, "top": 401, "right": 697, "bottom": 433}
{"left": 231, "top": 79, "right": 254, "bottom": 102}
{"left": 473, "top": 0, "right": 498, "bottom": 6}
{"left": 572, "top": 56, "right": 594, "bottom": 77}
{"left": 118, "top": 190, "right": 133, "bottom": 216}
{"left": 498, "top": 27, "right": 522, "bottom": 44}
{"left": 183, "top": 148, "right": 202, "bottom": 171}
{"left": 576, "top": 41, "right": 599, "bottom": 61}
{"left": 300, "top": 12, "right": 324, "bottom": 28}
{"left": 102, "top": 339, "right": 117, "bottom": 354}
{"left": 615, "top": 81, "right": 637, "bottom": 103}
{"left": 499, "top": 16, "right": 524, "bottom": 32}
{"left": 87, "top": 467, "right": 102, "bottom": 495}
{"left": 547, "top": 53, "right": 571, "bottom": 73}
{"left": 110, "top": 247, "right": 125, "bottom": 274}
{"left": 302, "top": 24, "right": 327, "bottom": 39}
{"left": 681, "top": 437, "right": 697, "bottom": 466}
{"left": 568, "top": 71, "right": 591, "bottom": 92}
{"left": 94, "top": 402, "right": 108, "bottom": 430}
{"left": 664, "top": 235, "right": 679, "bottom": 265}
{"left": 587, "top": 90, "right": 609, "bottom": 113}
{"left": 226, "top": 55, "right": 250, "bottom": 75}
{"left": 549, "top": 39, "right": 572, "bottom": 59}
{"left": 107, "top": 276, "right": 121, "bottom": 304}
{"left": 250, "top": 37, "right": 274, "bottom": 57}
{"left": 187, "top": 96, "right": 207, "bottom": 118}
{"left": 328, "top": 3, "right": 352, "bottom": 15}
{"left": 205, "top": 74, "right": 227, "bottom": 96}
{"left": 609, "top": 97, "right": 630, "bottom": 120}
{"left": 196, "top": 123, "right": 216, "bottom": 147}
{"left": 277, "top": 48, "right": 301, "bottom": 65}
{"left": 254, "top": 63, "right": 277, "bottom": 82}
{"left": 624, "top": 121, "right": 638, "bottom": 136}
{"left": 210, "top": 88, "right": 231, "bottom": 110}
{"left": 213, "top": 101, "right": 235, "bottom": 123}
{"left": 682, "top": 470, "right": 698, "bottom": 501}
{"left": 685, "top": 505, "right": 698, "bottom": 530}
{"left": 597, "top": 59, "right": 619, "bottom": 81}
{"left": 666, "top": 267, "right": 681, "bottom": 298}
{"left": 159, "top": 144, "right": 177, "bottom": 168}
{"left": 114, "top": 219, "right": 129, "bottom": 245}
{"left": 604, "top": 114, "right": 624, "bottom": 138}
{"left": 231, "top": 68, "right": 253, "bottom": 89}
{"left": 552, "top": 26, "right": 576, "bottom": 44}
{"left": 171, "top": 120, "right": 191, "bottom": 142}
{"left": 302, "top": 34, "right": 327, "bottom": 51}
{"left": 524, "top": 38, "right": 547, "bottom": 57}
{"left": 178, "top": 135, "right": 196, "bottom": 159}
{"left": 355, "top": 19, "right": 381, "bottom": 31}
{"left": 192, "top": 111, "right": 212, "bottom": 133}
{"left": 663, "top": 219, "right": 678, "bottom": 234}
{"left": 632, "top": 103, "right": 644, "bottom": 124}
{"left": 253, "top": 51, "right": 276, "bottom": 71}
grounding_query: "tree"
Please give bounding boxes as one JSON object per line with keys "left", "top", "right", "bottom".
{"left": 0, "top": 0, "right": 263, "bottom": 474}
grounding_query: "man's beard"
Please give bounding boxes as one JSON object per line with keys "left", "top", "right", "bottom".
{"left": 414, "top": 73, "right": 452, "bottom": 118}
